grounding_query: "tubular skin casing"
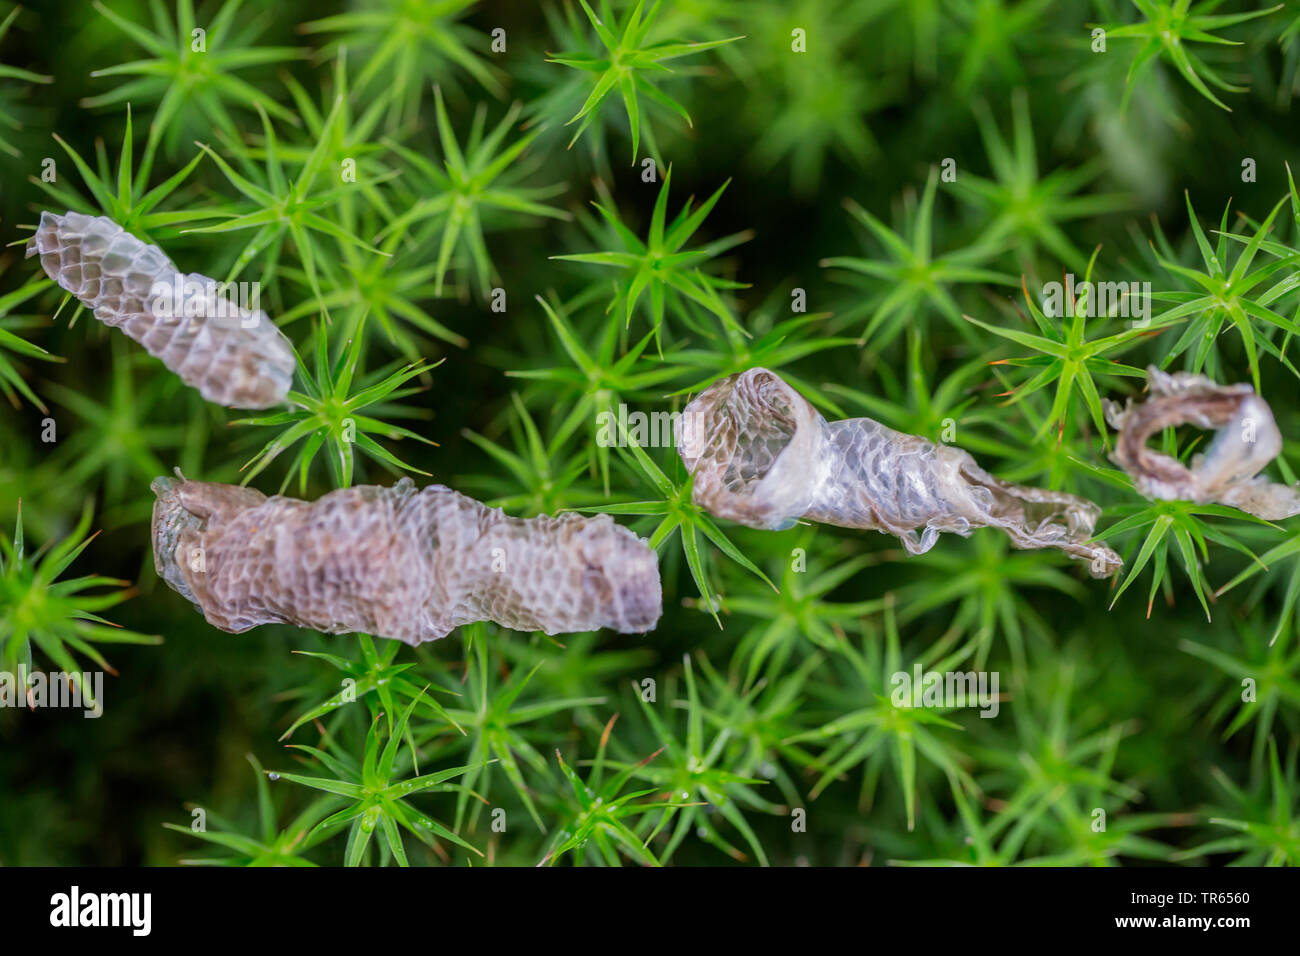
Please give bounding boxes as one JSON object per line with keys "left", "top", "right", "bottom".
{"left": 1105, "top": 366, "right": 1300, "bottom": 520}
{"left": 151, "top": 476, "right": 662, "bottom": 643}
{"left": 26, "top": 211, "right": 294, "bottom": 409}
{"left": 680, "top": 367, "right": 1122, "bottom": 578}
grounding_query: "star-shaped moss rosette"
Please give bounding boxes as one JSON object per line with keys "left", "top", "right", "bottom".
{"left": 546, "top": 0, "right": 741, "bottom": 163}
{"left": 0, "top": 504, "right": 159, "bottom": 709}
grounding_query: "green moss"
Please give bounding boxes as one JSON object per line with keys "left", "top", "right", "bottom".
{"left": 0, "top": 0, "right": 1298, "bottom": 867}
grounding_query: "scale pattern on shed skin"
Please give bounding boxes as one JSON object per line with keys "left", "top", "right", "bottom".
{"left": 26, "top": 211, "right": 295, "bottom": 409}
{"left": 679, "top": 367, "right": 1123, "bottom": 578}
{"left": 150, "top": 475, "right": 662, "bottom": 643}
{"left": 1104, "top": 366, "right": 1300, "bottom": 520}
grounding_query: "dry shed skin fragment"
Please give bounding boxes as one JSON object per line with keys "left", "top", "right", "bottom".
{"left": 26, "top": 210, "right": 295, "bottom": 409}
{"left": 678, "top": 367, "right": 1123, "bottom": 578}
{"left": 1104, "top": 366, "right": 1300, "bottom": 520}
{"left": 150, "top": 474, "right": 663, "bottom": 643}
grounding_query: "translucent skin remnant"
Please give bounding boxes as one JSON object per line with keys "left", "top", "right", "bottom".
{"left": 27, "top": 211, "right": 294, "bottom": 409}
{"left": 1105, "top": 366, "right": 1300, "bottom": 520}
{"left": 151, "top": 476, "right": 662, "bottom": 643}
{"left": 679, "top": 367, "right": 1122, "bottom": 578}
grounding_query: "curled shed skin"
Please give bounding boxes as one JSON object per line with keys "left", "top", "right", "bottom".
{"left": 27, "top": 211, "right": 295, "bottom": 409}
{"left": 151, "top": 476, "right": 663, "bottom": 643}
{"left": 1104, "top": 366, "right": 1300, "bottom": 520}
{"left": 680, "top": 368, "right": 1122, "bottom": 578}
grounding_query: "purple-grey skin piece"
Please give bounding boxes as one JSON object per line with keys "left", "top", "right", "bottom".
{"left": 151, "top": 474, "right": 662, "bottom": 644}
{"left": 1105, "top": 366, "right": 1300, "bottom": 520}
{"left": 28, "top": 211, "right": 294, "bottom": 409}
{"left": 680, "top": 367, "right": 1122, "bottom": 578}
